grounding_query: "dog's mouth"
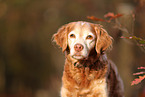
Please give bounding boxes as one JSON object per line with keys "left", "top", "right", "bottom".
{"left": 72, "top": 53, "right": 82, "bottom": 59}
{"left": 72, "top": 55, "right": 83, "bottom": 60}
{"left": 72, "top": 53, "right": 87, "bottom": 60}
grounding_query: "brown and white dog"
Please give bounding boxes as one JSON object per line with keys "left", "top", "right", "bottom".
{"left": 53, "top": 21, "right": 124, "bottom": 97}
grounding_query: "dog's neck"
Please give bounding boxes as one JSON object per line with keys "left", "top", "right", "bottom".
{"left": 65, "top": 49, "right": 108, "bottom": 70}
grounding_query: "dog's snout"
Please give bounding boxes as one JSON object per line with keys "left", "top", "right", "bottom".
{"left": 74, "top": 43, "right": 84, "bottom": 52}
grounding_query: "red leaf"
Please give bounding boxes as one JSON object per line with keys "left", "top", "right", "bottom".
{"left": 120, "top": 36, "right": 131, "bottom": 39}
{"left": 131, "top": 75, "right": 145, "bottom": 85}
{"left": 87, "top": 16, "right": 106, "bottom": 22}
{"left": 133, "top": 72, "right": 145, "bottom": 75}
{"left": 137, "top": 44, "right": 145, "bottom": 46}
{"left": 114, "top": 13, "right": 123, "bottom": 18}
{"left": 138, "top": 67, "right": 145, "bottom": 69}
{"left": 104, "top": 12, "right": 123, "bottom": 19}
{"left": 104, "top": 12, "right": 115, "bottom": 18}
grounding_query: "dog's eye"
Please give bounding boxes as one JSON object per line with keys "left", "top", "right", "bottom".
{"left": 86, "top": 35, "right": 93, "bottom": 39}
{"left": 70, "top": 34, "right": 76, "bottom": 38}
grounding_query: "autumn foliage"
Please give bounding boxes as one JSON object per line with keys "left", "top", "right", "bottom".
{"left": 87, "top": 12, "right": 123, "bottom": 23}
{"left": 131, "top": 67, "right": 145, "bottom": 85}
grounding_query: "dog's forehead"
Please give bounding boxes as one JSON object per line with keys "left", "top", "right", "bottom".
{"left": 70, "top": 22, "right": 95, "bottom": 35}
{"left": 75, "top": 21, "right": 90, "bottom": 28}
{"left": 80, "top": 22, "right": 85, "bottom": 26}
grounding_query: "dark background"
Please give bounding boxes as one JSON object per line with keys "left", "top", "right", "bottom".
{"left": 0, "top": 0, "right": 145, "bottom": 97}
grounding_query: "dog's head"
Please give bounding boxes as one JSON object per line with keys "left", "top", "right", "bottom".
{"left": 53, "top": 21, "right": 112, "bottom": 60}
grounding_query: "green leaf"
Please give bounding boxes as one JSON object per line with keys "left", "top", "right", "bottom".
{"left": 131, "top": 36, "right": 142, "bottom": 41}
{"left": 139, "top": 40, "right": 145, "bottom": 44}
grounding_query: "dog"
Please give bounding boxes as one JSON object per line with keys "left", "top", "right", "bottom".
{"left": 53, "top": 21, "right": 124, "bottom": 97}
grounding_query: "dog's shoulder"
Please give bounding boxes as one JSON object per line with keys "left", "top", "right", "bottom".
{"left": 107, "top": 60, "right": 124, "bottom": 97}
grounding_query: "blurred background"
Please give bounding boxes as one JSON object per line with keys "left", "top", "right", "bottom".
{"left": 0, "top": 0, "right": 145, "bottom": 97}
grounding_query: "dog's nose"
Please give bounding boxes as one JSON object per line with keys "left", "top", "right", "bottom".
{"left": 74, "top": 43, "right": 84, "bottom": 52}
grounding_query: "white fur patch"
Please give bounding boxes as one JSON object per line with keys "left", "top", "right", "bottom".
{"left": 81, "top": 22, "right": 85, "bottom": 26}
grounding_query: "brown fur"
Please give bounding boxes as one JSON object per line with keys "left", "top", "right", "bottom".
{"left": 53, "top": 21, "right": 124, "bottom": 97}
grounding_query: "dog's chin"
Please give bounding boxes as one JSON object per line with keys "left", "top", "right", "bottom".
{"left": 71, "top": 55, "right": 87, "bottom": 60}
{"left": 72, "top": 55, "right": 83, "bottom": 60}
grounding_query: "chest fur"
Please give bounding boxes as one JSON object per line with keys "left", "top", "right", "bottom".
{"left": 62, "top": 65, "right": 108, "bottom": 97}
{"left": 62, "top": 74, "right": 108, "bottom": 97}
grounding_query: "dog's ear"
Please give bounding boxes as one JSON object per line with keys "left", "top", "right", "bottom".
{"left": 94, "top": 24, "right": 113, "bottom": 54}
{"left": 53, "top": 24, "right": 68, "bottom": 52}
{"left": 53, "top": 22, "right": 75, "bottom": 52}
